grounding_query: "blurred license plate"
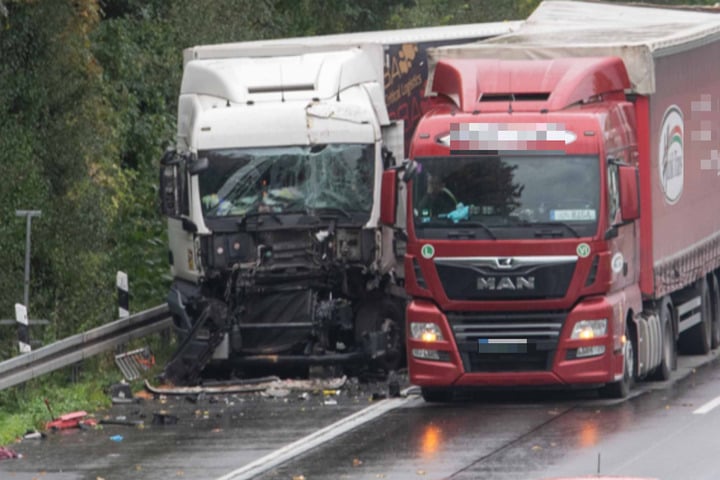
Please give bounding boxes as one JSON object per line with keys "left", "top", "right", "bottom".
{"left": 478, "top": 338, "right": 527, "bottom": 353}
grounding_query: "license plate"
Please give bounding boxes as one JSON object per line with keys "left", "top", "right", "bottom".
{"left": 478, "top": 338, "right": 527, "bottom": 354}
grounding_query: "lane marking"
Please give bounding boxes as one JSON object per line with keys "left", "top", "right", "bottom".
{"left": 215, "top": 394, "right": 414, "bottom": 480}
{"left": 693, "top": 395, "right": 720, "bottom": 414}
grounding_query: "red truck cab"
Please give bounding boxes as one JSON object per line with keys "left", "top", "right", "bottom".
{"left": 384, "top": 57, "right": 645, "bottom": 400}
{"left": 381, "top": 0, "right": 720, "bottom": 404}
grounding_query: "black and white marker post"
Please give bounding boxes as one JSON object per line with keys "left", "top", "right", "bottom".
{"left": 117, "top": 271, "right": 129, "bottom": 319}
{"left": 16, "top": 303, "right": 30, "bottom": 354}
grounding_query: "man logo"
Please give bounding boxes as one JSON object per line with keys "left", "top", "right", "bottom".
{"left": 477, "top": 276, "right": 536, "bottom": 290}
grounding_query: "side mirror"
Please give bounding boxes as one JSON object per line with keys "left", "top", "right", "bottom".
{"left": 159, "top": 148, "right": 187, "bottom": 217}
{"left": 402, "top": 159, "right": 419, "bottom": 183}
{"left": 380, "top": 169, "right": 398, "bottom": 226}
{"left": 189, "top": 156, "right": 208, "bottom": 175}
{"left": 618, "top": 165, "right": 640, "bottom": 222}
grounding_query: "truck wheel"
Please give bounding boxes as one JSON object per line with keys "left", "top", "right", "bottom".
{"left": 679, "top": 279, "right": 712, "bottom": 355}
{"left": 601, "top": 323, "right": 635, "bottom": 399}
{"left": 421, "top": 387, "right": 455, "bottom": 403}
{"left": 355, "top": 298, "right": 406, "bottom": 372}
{"left": 710, "top": 273, "right": 720, "bottom": 349}
{"left": 649, "top": 301, "right": 676, "bottom": 381}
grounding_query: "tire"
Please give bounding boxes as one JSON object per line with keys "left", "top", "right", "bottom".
{"left": 354, "top": 298, "right": 406, "bottom": 372}
{"left": 648, "top": 301, "right": 676, "bottom": 381}
{"left": 710, "top": 273, "right": 720, "bottom": 349}
{"left": 601, "top": 322, "right": 636, "bottom": 399}
{"left": 421, "top": 387, "right": 455, "bottom": 403}
{"left": 679, "top": 279, "right": 712, "bottom": 355}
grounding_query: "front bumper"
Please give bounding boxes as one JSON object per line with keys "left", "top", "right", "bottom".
{"left": 407, "top": 298, "right": 624, "bottom": 388}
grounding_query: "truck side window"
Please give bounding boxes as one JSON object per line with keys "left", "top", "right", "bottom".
{"left": 607, "top": 163, "right": 620, "bottom": 225}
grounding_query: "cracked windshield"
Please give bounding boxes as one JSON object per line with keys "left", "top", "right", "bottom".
{"left": 198, "top": 144, "right": 374, "bottom": 218}
{"left": 412, "top": 155, "right": 600, "bottom": 238}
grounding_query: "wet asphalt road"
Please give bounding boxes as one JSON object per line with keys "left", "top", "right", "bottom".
{"left": 0, "top": 377, "right": 396, "bottom": 480}
{"left": 2, "top": 353, "right": 720, "bottom": 480}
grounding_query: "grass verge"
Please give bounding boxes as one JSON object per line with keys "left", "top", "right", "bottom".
{"left": 0, "top": 336, "right": 173, "bottom": 446}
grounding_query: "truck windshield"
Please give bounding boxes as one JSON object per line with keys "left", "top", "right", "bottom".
{"left": 412, "top": 154, "right": 600, "bottom": 239}
{"left": 197, "top": 144, "right": 374, "bottom": 218}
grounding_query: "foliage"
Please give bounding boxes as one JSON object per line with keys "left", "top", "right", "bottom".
{"left": 0, "top": 357, "right": 115, "bottom": 445}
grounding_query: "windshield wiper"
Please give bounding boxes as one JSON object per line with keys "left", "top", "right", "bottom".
{"left": 450, "top": 221, "right": 496, "bottom": 239}
{"left": 417, "top": 220, "right": 496, "bottom": 239}
{"left": 528, "top": 221, "right": 581, "bottom": 238}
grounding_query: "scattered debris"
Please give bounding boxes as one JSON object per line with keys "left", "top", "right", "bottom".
{"left": 23, "top": 430, "right": 45, "bottom": 440}
{"left": 144, "top": 375, "right": 347, "bottom": 396}
{"left": 99, "top": 416, "right": 144, "bottom": 427}
{"left": 44, "top": 399, "right": 97, "bottom": 431}
{"left": 115, "top": 347, "right": 155, "bottom": 381}
{"left": 0, "top": 446, "right": 20, "bottom": 460}
{"left": 152, "top": 412, "right": 179, "bottom": 425}
{"left": 109, "top": 435, "right": 124, "bottom": 442}
{"left": 262, "top": 387, "right": 291, "bottom": 398}
{"left": 110, "top": 382, "right": 138, "bottom": 404}
{"left": 134, "top": 389, "right": 155, "bottom": 401}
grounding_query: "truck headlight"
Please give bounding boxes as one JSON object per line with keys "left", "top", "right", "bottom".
{"left": 570, "top": 319, "right": 607, "bottom": 340}
{"left": 410, "top": 322, "right": 444, "bottom": 342}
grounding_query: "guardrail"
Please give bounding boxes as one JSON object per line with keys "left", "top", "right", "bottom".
{"left": 0, "top": 304, "right": 171, "bottom": 391}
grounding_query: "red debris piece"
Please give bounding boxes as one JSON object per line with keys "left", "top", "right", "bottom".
{"left": 0, "top": 446, "right": 19, "bottom": 460}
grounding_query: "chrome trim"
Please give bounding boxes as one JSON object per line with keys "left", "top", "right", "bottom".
{"left": 435, "top": 255, "right": 577, "bottom": 269}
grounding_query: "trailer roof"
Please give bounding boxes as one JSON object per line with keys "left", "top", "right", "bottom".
{"left": 184, "top": 21, "right": 522, "bottom": 65}
{"left": 428, "top": 0, "right": 720, "bottom": 94}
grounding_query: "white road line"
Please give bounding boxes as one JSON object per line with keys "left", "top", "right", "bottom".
{"left": 692, "top": 395, "right": 720, "bottom": 414}
{"left": 215, "top": 395, "right": 414, "bottom": 480}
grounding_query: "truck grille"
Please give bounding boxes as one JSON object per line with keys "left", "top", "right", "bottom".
{"left": 435, "top": 256, "right": 576, "bottom": 300}
{"left": 446, "top": 311, "right": 566, "bottom": 372}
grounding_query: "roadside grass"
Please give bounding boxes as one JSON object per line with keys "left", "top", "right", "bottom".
{"left": 0, "top": 335, "right": 174, "bottom": 446}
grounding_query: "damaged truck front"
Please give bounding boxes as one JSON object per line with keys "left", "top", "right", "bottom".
{"left": 157, "top": 22, "right": 520, "bottom": 385}
{"left": 159, "top": 44, "right": 406, "bottom": 384}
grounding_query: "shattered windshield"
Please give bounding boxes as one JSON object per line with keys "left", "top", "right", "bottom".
{"left": 412, "top": 154, "right": 600, "bottom": 239}
{"left": 198, "top": 144, "right": 374, "bottom": 218}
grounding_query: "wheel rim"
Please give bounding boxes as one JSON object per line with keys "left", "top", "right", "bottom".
{"left": 663, "top": 321, "right": 673, "bottom": 368}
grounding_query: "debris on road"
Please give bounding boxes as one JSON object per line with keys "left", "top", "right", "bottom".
{"left": 115, "top": 346, "right": 155, "bottom": 381}
{"left": 22, "top": 430, "right": 45, "bottom": 440}
{"left": 151, "top": 411, "right": 179, "bottom": 425}
{"left": 109, "top": 435, "right": 123, "bottom": 442}
{"left": 109, "top": 382, "right": 139, "bottom": 404}
{"left": 0, "top": 446, "right": 20, "bottom": 460}
{"left": 144, "top": 375, "right": 347, "bottom": 396}
{"left": 99, "top": 416, "right": 144, "bottom": 427}
{"left": 44, "top": 399, "right": 98, "bottom": 431}
{"left": 262, "top": 387, "right": 291, "bottom": 398}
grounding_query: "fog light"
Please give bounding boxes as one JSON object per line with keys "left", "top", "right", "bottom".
{"left": 576, "top": 345, "right": 605, "bottom": 358}
{"left": 570, "top": 319, "right": 607, "bottom": 340}
{"left": 412, "top": 349, "right": 441, "bottom": 360}
{"left": 410, "top": 322, "right": 444, "bottom": 342}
